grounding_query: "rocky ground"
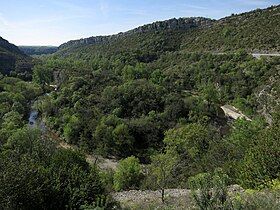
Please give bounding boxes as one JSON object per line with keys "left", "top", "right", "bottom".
{"left": 112, "top": 185, "right": 244, "bottom": 210}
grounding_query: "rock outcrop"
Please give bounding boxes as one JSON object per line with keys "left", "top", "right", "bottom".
{"left": 58, "top": 17, "right": 214, "bottom": 50}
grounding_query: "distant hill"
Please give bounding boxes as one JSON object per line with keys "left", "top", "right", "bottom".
{"left": 19, "top": 46, "right": 58, "bottom": 55}
{"left": 56, "top": 5, "right": 280, "bottom": 59}
{"left": 58, "top": 17, "right": 213, "bottom": 50}
{"left": 0, "top": 37, "right": 32, "bottom": 79}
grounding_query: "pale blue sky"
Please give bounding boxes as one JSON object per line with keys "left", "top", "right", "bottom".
{"left": 0, "top": 0, "right": 278, "bottom": 46}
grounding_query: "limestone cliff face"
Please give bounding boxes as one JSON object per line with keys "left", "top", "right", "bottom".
{"left": 58, "top": 17, "right": 214, "bottom": 50}
{"left": 126, "top": 17, "right": 213, "bottom": 33}
{"left": 256, "top": 71, "right": 280, "bottom": 125}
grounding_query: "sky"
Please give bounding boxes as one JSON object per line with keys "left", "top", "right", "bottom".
{"left": 0, "top": 0, "right": 279, "bottom": 46}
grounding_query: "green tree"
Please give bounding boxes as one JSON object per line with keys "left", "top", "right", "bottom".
{"left": 239, "top": 123, "right": 280, "bottom": 188}
{"left": 149, "top": 153, "right": 177, "bottom": 203}
{"left": 163, "top": 123, "right": 216, "bottom": 182}
{"left": 63, "top": 115, "right": 81, "bottom": 144}
{"left": 93, "top": 114, "right": 123, "bottom": 155}
{"left": 0, "top": 155, "right": 50, "bottom": 210}
{"left": 32, "top": 64, "right": 53, "bottom": 90}
{"left": 113, "top": 156, "right": 142, "bottom": 191}
{"left": 227, "top": 118, "right": 265, "bottom": 158}
{"left": 49, "top": 149, "right": 104, "bottom": 209}
{"left": 188, "top": 168, "right": 230, "bottom": 210}
{"left": 0, "top": 111, "right": 23, "bottom": 143}
{"left": 199, "top": 82, "right": 220, "bottom": 113}
{"left": 112, "top": 123, "right": 134, "bottom": 157}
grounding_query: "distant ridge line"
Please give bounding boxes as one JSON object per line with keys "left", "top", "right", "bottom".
{"left": 58, "top": 17, "right": 214, "bottom": 50}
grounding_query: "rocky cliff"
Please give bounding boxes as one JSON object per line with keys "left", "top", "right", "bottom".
{"left": 58, "top": 17, "right": 214, "bottom": 50}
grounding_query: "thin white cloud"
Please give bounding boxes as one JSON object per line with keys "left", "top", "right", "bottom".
{"left": 100, "top": 0, "right": 109, "bottom": 17}
{"left": 0, "top": 13, "right": 18, "bottom": 33}
{"left": 114, "top": 8, "right": 150, "bottom": 17}
{"left": 15, "top": 15, "right": 91, "bottom": 27}
{"left": 238, "top": 0, "right": 271, "bottom": 6}
{"left": 184, "top": 5, "right": 208, "bottom": 10}
{"left": 46, "top": 0, "right": 93, "bottom": 13}
{"left": 0, "top": 13, "right": 10, "bottom": 27}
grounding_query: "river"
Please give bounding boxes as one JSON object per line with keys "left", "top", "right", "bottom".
{"left": 28, "top": 110, "right": 38, "bottom": 126}
{"left": 27, "top": 108, "right": 118, "bottom": 170}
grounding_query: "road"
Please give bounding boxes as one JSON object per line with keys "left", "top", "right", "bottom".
{"left": 213, "top": 52, "right": 280, "bottom": 59}
{"left": 251, "top": 53, "right": 280, "bottom": 59}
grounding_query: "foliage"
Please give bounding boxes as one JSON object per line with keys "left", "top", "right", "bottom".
{"left": 232, "top": 190, "right": 280, "bottom": 210}
{"left": 238, "top": 123, "right": 280, "bottom": 189}
{"left": 148, "top": 153, "right": 177, "bottom": 202}
{"left": 32, "top": 63, "right": 54, "bottom": 90}
{"left": 0, "top": 77, "right": 109, "bottom": 209}
{"left": 188, "top": 168, "right": 230, "bottom": 210}
{"left": 0, "top": 127, "right": 108, "bottom": 210}
{"left": 114, "top": 156, "right": 142, "bottom": 191}
{"left": 181, "top": 6, "right": 280, "bottom": 52}
{"left": 0, "top": 6, "right": 279, "bottom": 208}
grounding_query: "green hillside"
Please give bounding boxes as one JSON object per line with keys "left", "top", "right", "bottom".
{"left": 1, "top": 5, "right": 280, "bottom": 209}
{"left": 35, "top": 5, "right": 280, "bottom": 164}
{"left": 181, "top": 5, "right": 280, "bottom": 52}
{"left": 0, "top": 37, "right": 33, "bottom": 79}
{"left": 56, "top": 5, "right": 280, "bottom": 60}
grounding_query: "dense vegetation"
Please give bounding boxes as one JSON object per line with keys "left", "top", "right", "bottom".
{"left": 180, "top": 5, "right": 280, "bottom": 52}
{"left": 0, "top": 76, "right": 115, "bottom": 209}
{"left": 31, "top": 52, "right": 280, "bottom": 208}
{"left": 0, "top": 5, "right": 279, "bottom": 209}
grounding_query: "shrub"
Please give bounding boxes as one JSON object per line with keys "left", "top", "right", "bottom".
{"left": 113, "top": 156, "right": 142, "bottom": 191}
{"left": 188, "top": 168, "right": 230, "bottom": 210}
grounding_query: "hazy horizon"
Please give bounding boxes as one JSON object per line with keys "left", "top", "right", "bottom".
{"left": 0, "top": 0, "right": 278, "bottom": 46}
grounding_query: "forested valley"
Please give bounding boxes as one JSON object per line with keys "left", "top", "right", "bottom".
{"left": 0, "top": 5, "right": 280, "bottom": 210}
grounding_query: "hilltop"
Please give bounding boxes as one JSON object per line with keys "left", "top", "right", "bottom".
{"left": 56, "top": 5, "right": 280, "bottom": 59}
{"left": 0, "top": 37, "right": 33, "bottom": 79}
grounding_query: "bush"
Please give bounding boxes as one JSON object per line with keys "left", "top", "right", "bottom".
{"left": 188, "top": 168, "right": 230, "bottom": 210}
{"left": 113, "top": 156, "right": 142, "bottom": 191}
{"left": 232, "top": 190, "right": 280, "bottom": 210}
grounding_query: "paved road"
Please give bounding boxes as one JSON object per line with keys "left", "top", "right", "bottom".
{"left": 251, "top": 53, "right": 280, "bottom": 59}
{"left": 213, "top": 52, "right": 280, "bottom": 59}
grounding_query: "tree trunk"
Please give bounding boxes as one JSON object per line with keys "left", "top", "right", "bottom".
{"left": 161, "top": 188, "right": 165, "bottom": 203}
